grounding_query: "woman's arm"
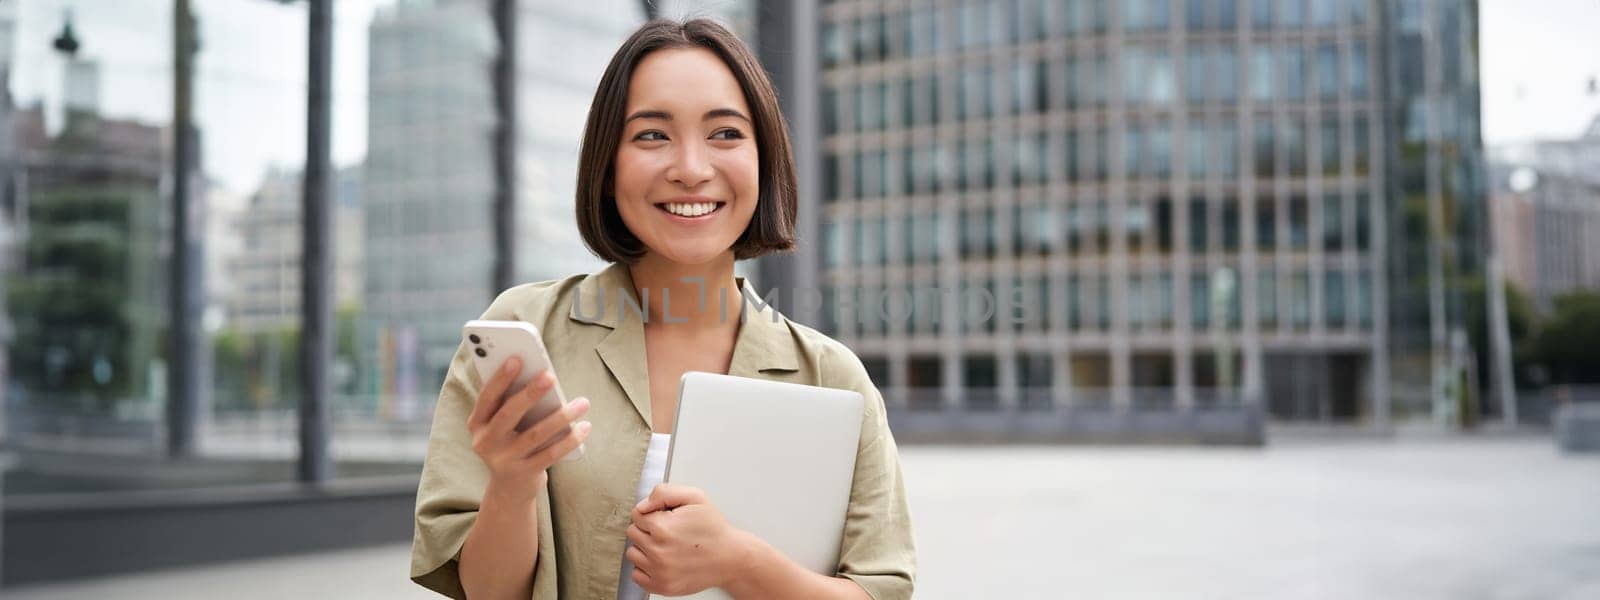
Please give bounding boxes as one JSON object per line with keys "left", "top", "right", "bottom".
{"left": 458, "top": 362, "right": 592, "bottom": 599}
{"left": 723, "top": 533, "right": 872, "bottom": 600}
{"left": 459, "top": 477, "right": 544, "bottom": 600}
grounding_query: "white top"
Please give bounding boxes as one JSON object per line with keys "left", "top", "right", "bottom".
{"left": 617, "top": 432, "right": 672, "bottom": 600}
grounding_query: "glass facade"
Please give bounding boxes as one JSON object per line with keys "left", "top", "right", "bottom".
{"left": 1, "top": 0, "right": 639, "bottom": 478}
{"left": 807, "top": 0, "right": 1482, "bottom": 423}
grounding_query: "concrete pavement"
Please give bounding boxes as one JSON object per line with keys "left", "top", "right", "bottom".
{"left": 7, "top": 436, "right": 1598, "bottom": 599}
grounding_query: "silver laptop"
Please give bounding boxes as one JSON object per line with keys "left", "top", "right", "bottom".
{"left": 650, "top": 372, "right": 865, "bottom": 600}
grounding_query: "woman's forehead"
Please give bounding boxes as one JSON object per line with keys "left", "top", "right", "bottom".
{"left": 626, "top": 47, "right": 749, "bottom": 115}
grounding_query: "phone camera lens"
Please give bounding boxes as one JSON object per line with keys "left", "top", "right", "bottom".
{"left": 474, "top": 347, "right": 487, "bottom": 358}
{"left": 469, "top": 334, "right": 481, "bottom": 344}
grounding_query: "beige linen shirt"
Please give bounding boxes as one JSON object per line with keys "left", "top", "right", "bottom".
{"left": 410, "top": 262, "right": 916, "bottom": 599}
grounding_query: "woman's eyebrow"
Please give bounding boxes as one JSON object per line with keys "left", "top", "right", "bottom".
{"left": 624, "top": 108, "right": 750, "bottom": 124}
{"left": 704, "top": 108, "right": 750, "bottom": 123}
{"left": 625, "top": 109, "right": 672, "bottom": 124}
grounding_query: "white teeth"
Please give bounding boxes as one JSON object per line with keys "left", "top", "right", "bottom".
{"left": 663, "top": 202, "right": 719, "bottom": 217}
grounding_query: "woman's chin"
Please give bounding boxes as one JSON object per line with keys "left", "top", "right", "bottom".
{"left": 648, "top": 244, "right": 734, "bottom": 267}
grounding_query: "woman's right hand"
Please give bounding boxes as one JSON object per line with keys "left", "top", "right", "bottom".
{"left": 468, "top": 357, "right": 592, "bottom": 506}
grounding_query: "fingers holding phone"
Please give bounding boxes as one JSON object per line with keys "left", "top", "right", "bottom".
{"left": 463, "top": 320, "right": 593, "bottom": 504}
{"left": 468, "top": 358, "right": 592, "bottom": 503}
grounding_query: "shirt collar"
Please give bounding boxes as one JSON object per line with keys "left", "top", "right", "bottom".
{"left": 569, "top": 262, "right": 800, "bottom": 430}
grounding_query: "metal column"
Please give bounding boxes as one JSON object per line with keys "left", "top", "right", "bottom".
{"left": 299, "top": 0, "right": 333, "bottom": 484}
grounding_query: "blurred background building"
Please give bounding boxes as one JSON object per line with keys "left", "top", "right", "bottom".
{"left": 754, "top": 0, "right": 1486, "bottom": 436}
{"left": 360, "top": 0, "right": 630, "bottom": 421}
{"left": 1490, "top": 117, "right": 1600, "bottom": 313}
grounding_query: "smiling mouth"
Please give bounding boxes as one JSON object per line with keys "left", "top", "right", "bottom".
{"left": 655, "top": 201, "right": 726, "bottom": 218}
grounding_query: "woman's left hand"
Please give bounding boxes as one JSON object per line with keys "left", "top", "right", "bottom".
{"left": 626, "top": 483, "right": 755, "bottom": 596}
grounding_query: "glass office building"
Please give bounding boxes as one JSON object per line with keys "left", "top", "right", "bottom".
{"left": 771, "top": 0, "right": 1486, "bottom": 429}
{"left": 362, "top": 0, "right": 634, "bottom": 420}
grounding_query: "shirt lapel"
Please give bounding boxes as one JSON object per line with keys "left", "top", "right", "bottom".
{"left": 727, "top": 278, "right": 800, "bottom": 378}
{"left": 569, "top": 265, "right": 803, "bottom": 432}
{"left": 570, "top": 262, "right": 654, "bottom": 431}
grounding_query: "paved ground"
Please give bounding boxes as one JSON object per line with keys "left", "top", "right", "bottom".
{"left": 7, "top": 435, "right": 1599, "bottom": 599}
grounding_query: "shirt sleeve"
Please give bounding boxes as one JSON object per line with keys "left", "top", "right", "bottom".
{"left": 409, "top": 331, "right": 560, "bottom": 599}
{"left": 824, "top": 345, "right": 917, "bottom": 600}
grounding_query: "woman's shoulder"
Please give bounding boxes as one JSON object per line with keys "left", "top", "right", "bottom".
{"left": 771, "top": 314, "right": 877, "bottom": 393}
{"left": 478, "top": 272, "right": 591, "bottom": 325}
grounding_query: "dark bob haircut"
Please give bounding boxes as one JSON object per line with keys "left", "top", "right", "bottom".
{"left": 575, "top": 18, "right": 798, "bottom": 264}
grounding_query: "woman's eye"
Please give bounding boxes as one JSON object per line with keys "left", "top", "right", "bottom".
{"left": 634, "top": 130, "right": 667, "bottom": 142}
{"left": 710, "top": 128, "right": 745, "bottom": 141}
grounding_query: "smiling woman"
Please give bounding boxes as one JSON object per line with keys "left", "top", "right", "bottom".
{"left": 409, "top": 17, "right": 915, "bottom": 600}
{"left": 575, "top": 22, "right": 797, "bottom": 266}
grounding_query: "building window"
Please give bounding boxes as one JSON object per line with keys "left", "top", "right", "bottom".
{"left": 821, "top": 88, "right": 839, "bottom": 135}
{"left": 1325, "top": 269, "right": 1347, "bottom": 328}
{"left": 1192, "top": 272, "right": 1212, "bottom": 328}
{"left": 1311, "top": 0, "right": 1338, "bottom": 25}
{"left": 906, "top": 354, "right": 942, "bottom": 410}
{"left": 1354, "top": 192, "right": 1371, "bottom": 250}
{"left": 1316, "top": 42, "right": 1339, "bottom": 100}
{"left": 1285, "top": 119, "right": 1307, "bottom": 176}
{"left": 1184, "top": 46, "right": 1203, "bottom": 103}
{"left": 960, "top": 204, "right": 995, "bottom": 259}
{"left": 1254, "top": 118, "right": 1275, "bottom": 176}
{"left": 1348, "top": 40, "right": 1370, "bottom": 99}
{"left": 1150, "top": 121, "right": 1173, "bottom": 178}
{"left": 1277, "top": 0, "right": 1305, "bottom": 26}
{"left": 1156, "top": 272, "right": 1175, "bottom": 328}
{"left": 1189, "top": 197, "right": 1210, "bottom": 252}
{"left": 1345, "top": 0, "right": 1370, "bottom": 26}
{"left": 1258, "top": 268, "right": 1278, "bottom": 328}
{"left": 1222, "top": 200, "right": 1241, "bottom": 251}
{"left": 1089, "top": 274, "right": 1109, "bottom": 330}
{"left": 823, "top": 219, "right": 851, "bottom": 268}
{"left": 1352, "top": 114, "right": 1370, "bottom": 174}
{"left": 1064, "top": 275, "right": 1083, "bottom": 329}
{"left": 820, "top": 285, "right": 837, "bottom": 333}
{"left": 1066, "top": 202, "right": 1085, "bottom": 253}
{"left": 1288, "top": 196, "right": 1309, "bottom": 250}
{"left": 1018, "top": 353, "right": 1053, "bottom": 409}
{"left": 1125, "top": 123, "right": 1145, "bottom": 177}
{"left": 1029, "top": 200, "right": 1062, "bottom": 255}
{"left": 1289, "top": 270, "right": 1311, "bottom": 329}
{"left": 1215, "top": 44, "right": 1239, "bottom": 102}
{"left": 824, "top": 152, "right": 842, "bottom": 201}
{"left": 910, "top": 280, "right": 943, "bottom": 335}
{"left": 963, "top": 354, "right": 998, "bottom": 410}
{"left": 1062, "top": 55, "right": 1081, "bottom": 111}
{"left": 822, "top": 21, "right": 849, "bottom": 68}
{"left": 1155, "top": 196, "right": 1175, "bottom": 253}
{"left": 1187, "top": 121, "right": 1209, "bottom": 178}
{"left": 1282, "top": 44, "right": 1307, "bottom": 102}
{"left": 1257, "top": 199, "right": 1277, "bottom": 250}
{"left": 1355, "top": 269, "right": 1373, "bottom": 327}
{"left": 1150, "top": 48, "right": 1175, "bottom": 105}
{"left": 1186, "top": 0, "right": 1209, "bottom": 31}
{"left": 1128, "top": 275, "right": 1146, "bottom": 328}
{"left": 1322, "top": 194, "right": 1344, "bottom": 251}
{"left": 1216, "top": 120, "right": 1239, "bottom": 176}
{"left": 859, "top": 215, "right": 887, "bottom": 266}
{"left": 1252, "top": 0, "right": 1274, "bottom": 29}
{"left": 1320, "top": 115, "right": 1341, "bottom": 175}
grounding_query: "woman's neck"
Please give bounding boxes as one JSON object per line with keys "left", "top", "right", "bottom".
{"left": 627, "top": 253, "right": 743, "bottom": 331}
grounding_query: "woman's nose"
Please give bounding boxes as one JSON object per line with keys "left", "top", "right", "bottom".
{"left": 667, "top": 142, "right": 715, "bottom": 188}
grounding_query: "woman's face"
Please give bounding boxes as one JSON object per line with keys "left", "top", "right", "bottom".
{"left": 612, "top": 47, "right": 760, "bottom": 267}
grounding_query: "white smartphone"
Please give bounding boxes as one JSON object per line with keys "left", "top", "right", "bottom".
{"left": 463, "top": 319, "right": 585, "bottom": 461}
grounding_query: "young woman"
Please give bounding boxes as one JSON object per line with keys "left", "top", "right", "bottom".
{"left": 409, "top": 19, "right": 915, "bottom": 600}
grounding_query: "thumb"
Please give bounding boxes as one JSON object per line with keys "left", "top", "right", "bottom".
{"left": 635, "top": 483, "right": 706, "bottom": 515}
